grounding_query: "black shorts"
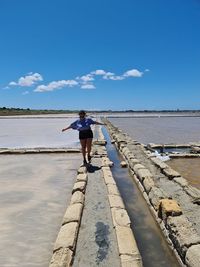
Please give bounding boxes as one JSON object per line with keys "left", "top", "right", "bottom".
{"left": 79, "top": 129, "right": 93, "bottom": 140}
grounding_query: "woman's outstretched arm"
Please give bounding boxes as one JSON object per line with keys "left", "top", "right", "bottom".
{"left": 95, "top": 121, "right": 105, "bottom": 125}
{"left": 62, "top": 125, "right": 72, "bottom": 132}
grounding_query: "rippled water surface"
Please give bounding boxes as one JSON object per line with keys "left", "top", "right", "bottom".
{"left": 109, "top": 117, "right": 200, "bottom": 144}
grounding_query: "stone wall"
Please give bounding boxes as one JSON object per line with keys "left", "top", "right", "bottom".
{"left": 104, "top": 119, "right": 200, "bottom": 267}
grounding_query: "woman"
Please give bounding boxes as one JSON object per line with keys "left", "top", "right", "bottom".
{"left": 62, "top": 110, "right": 104, "bottom": 165}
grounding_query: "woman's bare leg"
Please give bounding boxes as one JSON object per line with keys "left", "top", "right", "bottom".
{"left": 80, "top": 139, "right": 87, "bottom": 162}
{"left": 86, "top": 138, "right": 93, "bottom": 161}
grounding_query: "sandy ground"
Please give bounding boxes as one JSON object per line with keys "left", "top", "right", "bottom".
{"left": 0, "top": 153, "right": 81, "bottom": 267}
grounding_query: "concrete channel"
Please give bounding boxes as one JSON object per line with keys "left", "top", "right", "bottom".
{"left": 102, "top": 127, "right": 181, "bottom": 267}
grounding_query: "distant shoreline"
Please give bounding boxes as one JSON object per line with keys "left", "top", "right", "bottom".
{"left": 1, "top": 107, "right": 200, "bottom": 116}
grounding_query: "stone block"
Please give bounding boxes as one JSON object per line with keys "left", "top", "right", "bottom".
{"left": 174, "top": 177, "right": 188, "bottom": 187}
{"left": 77, "top": 166, "right": 87, "bottom": 174}
{"left": 50, "top": 248, "right": 73, "bottom": 267}
{"left": 76, "top": 173, "right": 88, "bottom": 182}
{"left": 107, "top": 184, "right": 120, "bottom": 195}
{"left": 151, "top": 157, "right": 168, "bottom": 169}
{"left": 103, "top": 172, "right": 116, "bottom": 185}
{"left": 54, "top": 222, "right": 79, "bottom": 251}
{"left": 133, "top": 164, "right": 146, "bottom": 173}
{"left": 62, "top": 203, "right": 83, "bottom": 225}
{"left": 143, "top": 176, "right": 155, "bottom": 194}
{"left": 167, "top": 215, "right": 200, "bottom": 258}
{"left": 72, "top": 181, "right": 86, "bottom": 194}
{"left": 149, "top": 187, "right": 168, "bottom": 210}
{"left": 115, "top": 226, "right": 141, "bottom": 256}
{"left": 129, "top": 159, "right": 140, "bottom": 170}
{"left": 135, "top": 168, "right": 153, "bottom": 182}
{"left": 162, "top": 167, "right": 181, "bottom": 179}
{"left": 185, "top": 244, "right": 200, "bottom": 267}
{"left": 158, "top": 199, "right": 182, "bottom": 220}
{"left": 70, "top": 191, "right": 85, "bottom": 204}
{"left": 111, "top": 208, "right": 131, "bottom": 227}
{"left": 108, "top": 195, "right": 125, "bottom": 209}
{"left": 120, "top": 254, "right": 143, "bottom": 267}
{"left": 120, "top": 161, "right": 127, "bottom": 168}
{"left": 184, "top": 185, "right": 200, "bottom": 200}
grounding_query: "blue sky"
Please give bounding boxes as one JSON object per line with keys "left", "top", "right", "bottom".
{"left": 0, "top": 0, "right": 200, "bottom": 110}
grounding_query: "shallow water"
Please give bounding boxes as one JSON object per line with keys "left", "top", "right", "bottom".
{"left": 0, "top": 153, "right": 81, "bottom": 267}
{"left": 109, "top": 117, "right": 200, "bottom": 144}
{"left": 103, "top": 128, "right": 180, "bottom": 267}
{"left": 0, "top": 118, "right": 79, "bottom": 148}
{"left": 168, "top": 158, "right": 200, "bottom": 189}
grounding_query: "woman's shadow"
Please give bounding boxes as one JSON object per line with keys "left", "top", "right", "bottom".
{"left": 86, "top": 163, "right": 101, "bottom": 173}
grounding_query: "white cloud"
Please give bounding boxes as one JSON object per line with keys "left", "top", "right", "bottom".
{"left": 81, "top": 84, "right": 95, "bottom": 89}
{"left": 123, "top": 69, "right": 143, "bottom": 77}
{"left": 34, "top": 79, "right": 78, "bottom": 92}
{"left": 79, "top": 74, "right": 94, "bottom": 83}
{"left": 9, "top": 72, "right": 43, "bottom": 87}
{"left": 91, "top": 69, "right": 107, "bottom": 75}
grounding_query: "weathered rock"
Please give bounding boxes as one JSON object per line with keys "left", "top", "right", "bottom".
{"left": 76, "top": 173, "right": 88, "bottom": 182}
{"left": 62, "top": 203, "right": 83, "bottom": 225}
{"left": 135, "top": 168, "right": 153, "bottom": 182}
{"left": 93, "top": 140, "right": 107, "bottom": 145}
{"left": 162, "top": 167, "right": 181, "bottom": 179}
{"left": 72, "top": 181, "right": 86, "bottom": 194}
{"left": 70, "top": 191, "right": 85, "bottom": 204}
{"left": 158, "top": 199, "right": 182, "bottom": 220}
{"left": 151, "top": 157, "right": 168, "bottom": 169}
{"left": 77, "top": 166, "right": 87, "bottom": 174}
{"left": 108, "top": 195, "right": 125, "bottom": 209}
{"left": 184, "top": 185, "right": 200, "bottom": 200}
{"left": 120, "top": 254, "right": 143, "bottom": 267}
{"left": 50, "top": 248, "right": 73, "bottom": 267}
{"left": 115, "top": 226, "right": 141, "bottom": 257}
{"left": 143, "top": 176, "right": 155, "bottom": 194}
{"left": 54, "top": 222, "right": 79, "bottom": 251}
{"left": 167, "top": 215, "right": 200, "bottom": 258}
{"left": 173, "top": 177, "right": 188, "bottom": 187}
{"left": 103, "top": 172, "right": 116, "bottom": 185}
{"left": 111, "top": 208, "right": 131, "bottom": 227}
{"left": 102, "top": 156, "right": 114, "bottom": 167}
{"left": 107, "top": 184, "right": 120, "bottom": 195}
{"left": 129, "top": 159, "right": 140, "bottom": 170}
{"left": 149, "top": 187, "right": 168, "bottom": 210}
{"left": 133, "top": 164, "right": 146, "bottom": 173}
{"left": 120, "top": 161, "right": 127, "bottom": 168}
{"left": 185, "top": 244, "right": 200, "bottom": 267}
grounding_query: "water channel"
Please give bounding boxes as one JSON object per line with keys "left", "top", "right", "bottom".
{"left": 102, "top": 127, "right": 180, "bottom": 267}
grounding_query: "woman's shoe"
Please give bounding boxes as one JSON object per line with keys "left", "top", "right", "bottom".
{"left": 88, "top": 155, "right": 92, "bottom": 163}
{"left": 83, "top": 159, "right": 88, "bottom": 166}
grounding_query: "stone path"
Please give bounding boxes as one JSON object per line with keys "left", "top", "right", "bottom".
{"left": 73, "top": 157, "right": 120, "bottom": 267}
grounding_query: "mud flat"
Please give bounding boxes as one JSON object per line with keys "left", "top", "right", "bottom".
{"left": 104, "top": 119, "right": 200, "bottom": 267}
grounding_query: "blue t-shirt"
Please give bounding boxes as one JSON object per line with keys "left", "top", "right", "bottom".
{"left": 70, "top": 118, "right": 96, "bottom": 131}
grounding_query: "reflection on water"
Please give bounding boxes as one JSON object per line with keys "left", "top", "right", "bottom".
{"left": 168, "top": 158, "right": 200, "bottom": 189}
{"left": 0, "top": 118, "right": 79, "bottom": 148}
{"left": 109, "top": 117, "right": 200, "bottom": 144}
